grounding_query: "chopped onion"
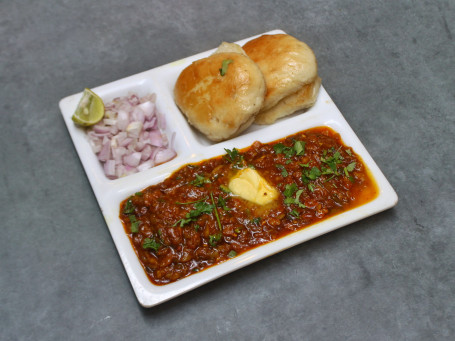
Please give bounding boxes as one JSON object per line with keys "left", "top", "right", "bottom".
{"left": 86, "top": 93, "right": 176, "bottom": 179}
{"left": 138, "top": 101, "right": 155, "bottom": 119}
{"left": 126, "top": 121, "right": 143, "bottom": 138}
{"left": 154, "top": 147, "right": 176, "bottom": 165}
{"left": 104, "top": 160, "right": 116, "bottom": 177}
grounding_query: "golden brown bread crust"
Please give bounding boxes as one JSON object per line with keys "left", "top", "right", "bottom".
{"left": 255, "top": 76, "right": 321, "bottom": 124}
{"left": 174, "top": 49, "right": 266, "bottom": 142}
{"left": 243, "top": 34, "right": 319, "bottom": 118}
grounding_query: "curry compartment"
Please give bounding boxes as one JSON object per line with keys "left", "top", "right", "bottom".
{"left": 119, "top": 126, "right": 378, "bottom": 285}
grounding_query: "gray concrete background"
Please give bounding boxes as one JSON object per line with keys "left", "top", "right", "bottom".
{"left": 1, "top": 0, "right": 454, "bottom": 340}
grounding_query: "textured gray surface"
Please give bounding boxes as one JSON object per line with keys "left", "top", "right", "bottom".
{"left": 1, "top": 0, "right": 454, "bottom": 340}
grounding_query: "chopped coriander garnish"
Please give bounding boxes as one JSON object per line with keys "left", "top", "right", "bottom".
{"left": 228, "top": 250, "right": 237, "bottom": 258}
{"left": 123, "top": 199, "right": 135, "bottom": 215}
{"left": 190, "top": 174, "right": 211, "bottom": 187}
{"left": 129, "top": 215, "right": 139, "bottom": 233}
{"left": 173, "top": 217, "right": 192, "bottom": 227}
{"left": 346, "top": 162, "right": 356, "bottom": 172}
{"left": 251, "top": 217, "right": 261, "bottom": 226}
{"left": 301, "top": 166, "right": 322, "bottom": 183}
{"left": 209, "top": 233, "right": 222, "bottom": 246}
{"left": 321, "top": 149, "right": 343, "bottom": 175}
{"left": 283, "top": 183, "right": 306, "bottom": 208}
{"left": 219, "top": 59, "right": 233, "bottom": 76}
{"left": 290, "top": 209, "right": 300, "bottom": 217}
{"left": 224, "top": 148, "right": 244, "bottom": 168}
{"left": 217, "top": 196, "right": 230, "bottom": 211}
{"left": 173, "top": 200, "right": 214, "bottom": 227}
{"left": 130, "top": 221, "right": 139, "bottom": 233}
{"left": 344, "top": 162, "right": 356, "bottom": 182}
{"left": 283, "top": 183, "right": 298, "bottom": 197}
{"left": 220, "top": 185, "right": 231, "bottom": 193}
{"left": 142, "top": 238, "right": 161, "bottom": 251}
{"left": 321, "top": 166, "right": 334, "bottom": 175}
{"left": 135, "top": 192, "right": 143, "bottom": 196}
{"left": 275, "top": 164, "right": 288, "bottom": 177}
{"left": 273, "top": 140, "right": 306, "bottom": 159}
{"left": 273, "top": 143, "right": 287, "bottom": 154}
{"left": 307, "top": 166, "right": 321, "bottom": 180}
{"left": 294, "top": 140, "right": 305, "bottom": 156}
{"left": 324, "top": 174, "right": 336, "bottom": 182}
{"left": 274, "top": 143, "right": 294, "bottom": 159}
{"left": 210, "top": 192, "right": 223, "bottom": 231}
{"left": 345, "top": 149, "right": 352, "bottom": 156}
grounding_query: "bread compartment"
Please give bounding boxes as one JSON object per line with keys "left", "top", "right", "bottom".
{"left": 153, "top": 30, "right": 321, "bottom": 148}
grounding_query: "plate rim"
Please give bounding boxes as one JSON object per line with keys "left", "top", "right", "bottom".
{"left": 59, "top": 29, "right": 398, "bottom": 307}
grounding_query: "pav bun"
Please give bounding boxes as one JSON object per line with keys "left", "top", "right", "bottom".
{"left": 174, "top": 43, "right": 266, "bottom": 142}
{"left": 254, "top": 76, "right": 321, "bottom": 125}
{"left": 243, "top": 34, "right": 320, "bottom": 124}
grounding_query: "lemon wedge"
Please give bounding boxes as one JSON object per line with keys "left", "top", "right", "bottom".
{"left": 71, "top": 88, "right": 105, "bottom": 126}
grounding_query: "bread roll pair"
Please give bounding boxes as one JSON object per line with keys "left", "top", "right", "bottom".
{"left": 174, "top": 34, "right": 321, "bottom": 142}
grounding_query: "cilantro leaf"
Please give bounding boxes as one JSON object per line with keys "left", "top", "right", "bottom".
{"left": 220, "top": 185, "right": 231, "bottom": 193}
{"left": 129, "top": 214, "right": 139, "bottom": 233}
{"left": 273, "top": 143, "right": 286, "bottom": 154}
{"left": 274, "top": 140, "right": 305, "bottom": 159}
{"left": 283, "top": 183, "right": 306, "bottom": 208}
{"left": 308, "top": 166, "right": 321, "bottom": 180}
{"left": 294, "top": 140, "right": 305, "bottom": 156}
{"left": 123, "top": 199, "right": 135, "bottom": 215}
{"left": 290, "top": 209, "right": 300, "bottom": 217}
{"left": 219, "top": 59, "right": 233, "bottom": 76}
{"left": 321, "top": 149, "right": 343, "bottom": 175}
{"left": 192, "top": 201, "right": 214, "bottom": 215}
{"left": 275, "top": 164, "right": 288, "bottom": 177}
{"left": 343, "top": 162, "right": 356, "bottom": 182}
{"left": 251, "top": 217, "right": 261, "bottom": 226}
{"left": 217, "top": 196, "right": 230, "bottom": 211}
{"left": 228, "top": 250, "right": 237, "bottom": 258}
{"left": 209, "top": 233, "right": 223, "bottom": 246}
{"left": 173, "top": 200, "right": 214, "bottom": 227}
{"left": 190, "top": 174, "right": 211, "bottom": 187}
{"left": 346, "top": 162, "right": 356, "bottom": 172}
{"left": 224, "top": 148, "right": 244, "bottom": 168}
{"left": 283, "top": 183, "right": 298, "bottom": 197}
{"left": 142, "top": 238, "right": 161, "bottom": 251}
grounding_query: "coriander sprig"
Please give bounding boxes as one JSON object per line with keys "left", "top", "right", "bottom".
{"left": 224, "top": 148, "right": 244, "bottom": 168}
{"left": 173, "top": 200, "right": 214, "bottom": 227}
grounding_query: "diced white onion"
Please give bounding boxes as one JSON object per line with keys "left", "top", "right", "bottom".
{"left": 138, "top": 101, "right": 155, "bottom": 119}
{"left": 104, "top": 160, "right": 116, "bottom": 177}
{"left": 86, "top": 92, "right": 176, "bottom": 179}
{"left": 126, "top": 121, "right": 143, "bottom": 138}
{"left": 154, "top": 148, "right": 176, "bottom": 165}
{"left": 124, "top": 152, "right": 142, "bottom": 167}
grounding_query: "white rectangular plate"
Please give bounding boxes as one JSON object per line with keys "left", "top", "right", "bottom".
{"left": 59, "top": 29, "right": 398, "bottom": 307}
